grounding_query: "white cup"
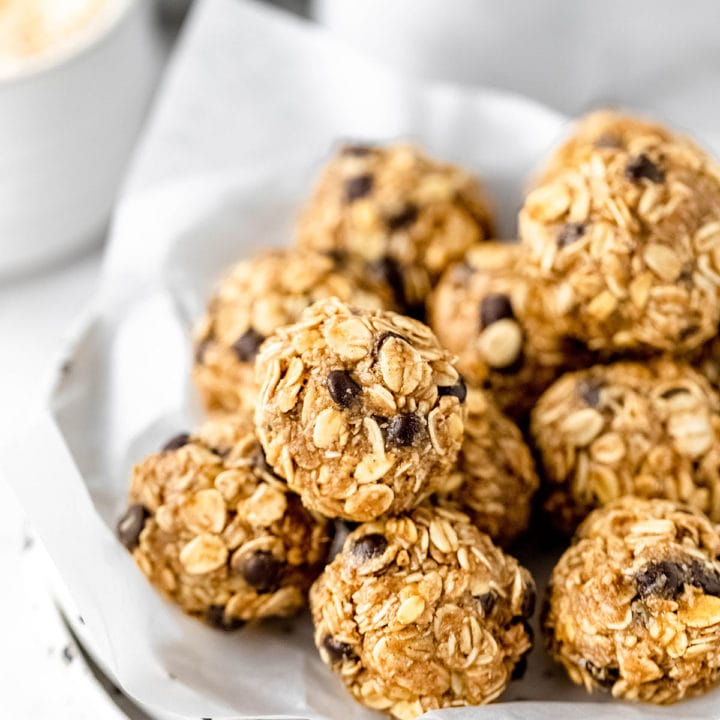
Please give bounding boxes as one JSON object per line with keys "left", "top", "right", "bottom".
{"left": 0, "top": 0, "right": 163, "bottom": 279}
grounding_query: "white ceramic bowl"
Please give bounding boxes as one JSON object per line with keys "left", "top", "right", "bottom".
{"left": 0, "top": 0, "right": 163, "bottom": 278}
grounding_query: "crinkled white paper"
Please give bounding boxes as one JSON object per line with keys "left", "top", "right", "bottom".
{"left": 3, "top": 0, "right": 720, "bottom": 718}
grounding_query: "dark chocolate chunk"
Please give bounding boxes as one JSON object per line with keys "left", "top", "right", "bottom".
{"left": 386, "top": 204, "right": 419, "bottom": 232}
{"left": 351, "top": 533, "right": 388, "bottom": 562}
{"left": 344, "top": 174, "right": 374, "bottom": 202}
{"left": 635, "top": 560, "right": 685, "bottom": 600}
{"left": 521, "top": 582, "right": 537, "bottom": 619}
{"left": 239, "top": 550, "right": 282, "bottom": 593}
{"left": 577, "top": 379, "right": 602, "bottom": 408}
{"left": 386, "top": 413, "right": 424, "bottom": 447}
{"left": 162, "top": 432, "right": 191, "bottom": 452}
{"left": 232, "top": 328, "right": 265, "bottom": 362}
{"left": 479, "top": 293, "right": 514, "bottom": 329}
{"left": 585, "top": 660, "right": 619, "bottom": 689}
{"left": 625, "top": 154, "right": 665, "bottom": 183}
{"left": 206, "top": 605, "right": 245, "bottom": 631}
{"left": 369, "top": 256, "right": 404, "bottom": 301}
{"left": 475, "top": 591, "right": 497, "bottom": 616}
{"left": 438, "top": 376, "right": 467, "bottom": 403}
{"left": 511, "top": 654, "right": 528, "bottom": 681}
{"left": 327, "top": 370, "right": 361, "bottom": 408}
{"left": 117, "top": 504, "right": 150, "bottom": 551}
{"left": 557, "top": 222, "right": 587, "bottom": 249}
{"left": 322, "top": 635, "right": 358, "bottom": 663}
{"left": 689, "top": 560, "right": 720, "bottom": 597}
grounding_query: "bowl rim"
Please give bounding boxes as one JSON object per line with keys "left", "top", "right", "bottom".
{"left": 0, "top": 0, "right": 138, "bottom": 86}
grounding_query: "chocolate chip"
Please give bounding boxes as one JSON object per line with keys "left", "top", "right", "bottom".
{"left": 689, "top": 560, "right": 720, "bottom": 597}
{"left": 521, "top": 583, "right": 537, "bottom": 619}
{"left": 479, "top": 293, "right": 514, "bottom": 329}
{"left": 635, "top": 560, "right": 685, "bottom": 600}
{"left": 322, "top": 635, "right": 358, "bottom": 663}
{"left": 162, "top": 432, "right": 191, "bottom": 452}
{"left": 232, "top": 328, "right": 265, "bottom": 362}
{"left": 625, "top": 154, "right": 665, "bottom": 183}
{"left": 239, "top": 550, "right": 282, "bottom": 593}
{"left": 557, "top": 222, "right": 586, "bottom": 249}
{"left": 511, "top": 654, "right": 528, "bottom": 681}
{"left": 369, "top": 256, "right": 404, "bottom": 300}
{"left": 386, "top": 413, "right": 424, "bottom": 447}
{"left": 386, "top": 204, "right": 419, "bottom": 232}
{"left": 117, "top": 504, "right": 150, "bottom": 551}
{"left": 206, "top": 605, "right": 245, "bottom": 631}
{"left": 344, "top": 174, "right": 373, "bottom": 202}
{"left": 577, "top": 379, "right": 602, "bottom": 408}
{"left": 341, "top": 144, "right": 374, "bottom": 157}
{"left": 327, "top": 370, "right": 361, "bottom": 407}
{"left": 585, "top": 660, "right": 619, "bottom": 689}
{"left": 351, "top": 533, "right": 388, "bottom": 562}
{"left": 438, "top": 376, "right": 467, "bottom": 403}
{"left": 475, "top": 592, "right": 496, "bottom": 615}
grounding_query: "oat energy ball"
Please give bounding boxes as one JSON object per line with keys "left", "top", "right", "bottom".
{"left": 116, "top": 415, "right": 333, "bottom": 627}
{"left": 193, "top": 247, "right": 394, "bottom": 413}
{"left": 544, "top": 497, "right": 720, "bottom": 703}
{"left": 255, "top": 298, "right": 465, "bottom": 521}
{"left": 436, "top": 386, "right": 539, "bottom": 546}
{"left": 296, "top": 142, "right": 494, "bottom": 316}
{"left": 531, "top": 359, "right": 720, "bottom": 533}
{"left": 428, "top": 242, "right": 590, "bottom": 419}
{"left": 311, "top": 506, "right": 535, "bottom": 719}
{"left": 520, "top": 110, "right": 720, "bottom": 353}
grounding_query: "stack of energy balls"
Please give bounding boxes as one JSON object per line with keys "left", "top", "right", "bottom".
{"left": 117, "top": 112, "right": 720, "bottom": 716}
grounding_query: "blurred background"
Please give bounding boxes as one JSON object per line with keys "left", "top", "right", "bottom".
{"left": 2, "top": 0, "right": 720, "bottom": 716}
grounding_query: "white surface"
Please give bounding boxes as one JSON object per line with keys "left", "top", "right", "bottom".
{"left": 3, "top": 1, "right": 720, "bottom": 719}
{"left": 0, "top": 0, "right": 162, "bottom": 278}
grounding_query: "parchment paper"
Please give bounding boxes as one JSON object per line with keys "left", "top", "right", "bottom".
{"left": 2, "top": 0, "right": 720, "bottom": 718}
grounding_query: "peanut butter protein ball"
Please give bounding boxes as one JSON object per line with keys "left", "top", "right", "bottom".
{"left": 193, "top": 247, "right": 394, "bottom": 413}
{"left": 520, "top": 111, "right": 720, "bottom": 353}
{"left": 436, "top": 385, "right": 539, "bottom": 546}
{"left": 117, "top": 414, "right": 332, "bottom": 627}
{"left": 428, "top": 242, "right": 590, "bottom": 418}
{"left": 297, "top": 142, "right": 494, "bottom": 315}
{"left": 545, "top": 497, "right": 720, "bottom": 703}
{"left": 531, "top": 358, "right": 720, "bottom": 533}
{"left": 255, "top": 298, "right": 465, "bottom": 521}
{"left": 311, "top": 505, "right": 535, "bottom": 719}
